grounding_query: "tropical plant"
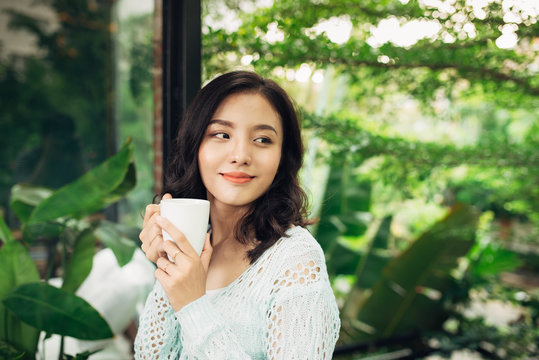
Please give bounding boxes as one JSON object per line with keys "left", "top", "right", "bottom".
{"left": 311, "top": 154, "right": 479, "bottom": 354}
{"left": 340, "top": 204, "right": 477, "bottom": 341}
{"left": 0, "top": 140, "right": 139, "bottom": 360}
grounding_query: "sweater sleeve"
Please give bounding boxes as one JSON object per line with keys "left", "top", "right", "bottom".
{"left": 134, "top": 281, "right": 182, "bottom": 360}
{"left": 264, "top": 241, "right": 341, "bottom": 359}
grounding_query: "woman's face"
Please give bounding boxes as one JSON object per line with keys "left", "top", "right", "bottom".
{"left": 198, "top": 93, "right": 283, "bottom": 210}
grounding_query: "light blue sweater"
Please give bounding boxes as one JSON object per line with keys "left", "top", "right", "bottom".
{"left": 134, "top": 226, "right": 340, "bottom": 359}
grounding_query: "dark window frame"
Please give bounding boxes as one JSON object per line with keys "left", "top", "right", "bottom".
{"left": 161, "top": 0, "right": 201, "bottom": 186}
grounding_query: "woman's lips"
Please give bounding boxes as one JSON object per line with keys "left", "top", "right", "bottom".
{"left": 221, "top": 172, "right": 255, "bottom": 184}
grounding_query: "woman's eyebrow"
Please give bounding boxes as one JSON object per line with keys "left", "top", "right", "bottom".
{"left": 208, "top": 119, "right": 234, "bottom": 128}
{"left": 209, "top": 120, "right": 278, "bottom": 135}
{"left": 253, "top": 124, "right": 278, "bottom": 135}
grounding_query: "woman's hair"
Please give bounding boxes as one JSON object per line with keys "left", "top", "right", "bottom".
{"left": 163, "top": 70, "right": 309, "bottom": 263}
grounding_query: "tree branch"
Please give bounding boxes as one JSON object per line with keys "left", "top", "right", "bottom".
{"left": 329, "top": 58, "right": 538, "bottom": 96}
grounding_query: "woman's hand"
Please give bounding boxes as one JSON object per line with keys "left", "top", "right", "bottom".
{"left": 154, "top": 215, "right": 213, "bottom": 312}
{"left": 139, "top": 193, "right": 173, "bottom": 263}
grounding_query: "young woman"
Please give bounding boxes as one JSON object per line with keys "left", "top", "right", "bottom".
{"left": 135, "top": 71, "right": 340, "bottom": 359}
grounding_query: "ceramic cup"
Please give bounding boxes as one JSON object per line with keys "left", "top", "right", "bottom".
{"left": 160, "top": 198, "right": 210, "bottom": 257}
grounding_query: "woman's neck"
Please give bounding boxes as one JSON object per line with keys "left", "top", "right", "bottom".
{"left": 209, "top": 202, "right": 248, "bottom": 248}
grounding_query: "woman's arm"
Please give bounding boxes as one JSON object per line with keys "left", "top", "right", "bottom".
{"left": 134, "top": 281, "right": 183, "bottom": 359}
{"left": 264, "top": 249, "right": 340, "bottom": 359}
{"left": 265, "top": 285, "right": 340, "bottom": 359}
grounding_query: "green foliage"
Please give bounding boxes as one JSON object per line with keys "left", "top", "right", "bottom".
{"left": 435, "top": 303, "right": 539, "bottom": 360}
{"left": 26, "top": 139, "right": 134, "bottom": 224}
{"left": 0, "top": 140, "right": 137, "bottom": 358}
{"left": 9, "top": 186, "right": 53, "bottom": 224}
{"left": 314, "top": 155, "right": 371, "bottom": 276}
{"left": 353, "top": 216, "right": 393, "bottom": 290}
{"left": 472, "top": 244, "right": 522, "bottom": 279}
{"left": 205, "top": 0, "right": 538, "bottom": 103}
{"left": 0, "top": 241, "right": 40, "bottom": 357}
{"left": 94, "top": 221, "right": 139, "bottom": 267}
{"left": 202, "top": 0, "right": 539, "bottom": 222}
{"left": 0, "top": 340, "right": 25, "bottom": 360}
{"left": 3, "top": 283, "right": 113, "bottom": 341}
{"left": 0, "top": 217, "right": 14, "bottom": 244}
{"left": 115, "top": 12, "right": 155, "bottom": 227}
{"left": 0, "top": 1, "right": 152, "bottom": 355}
{"left": 61, "top": 229, "right": 96, "bottom": 293}
{"left": 341, "top": 204, "right": 478, "bottom": 342}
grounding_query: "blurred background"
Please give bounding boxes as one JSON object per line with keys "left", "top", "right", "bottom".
{"left": 0, "top": 0, "right": 537, "bottom": 359}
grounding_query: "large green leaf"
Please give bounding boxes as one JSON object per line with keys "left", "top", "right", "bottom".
{"left": 62, "top": 229, "right": 96, "bottom": 293}
{"left": 342, "top": 204, "right": 477, "bottom": 341}
{"left": 341, "top": 216, "right": 393, "bottom": 323}
{"left": 326, "top": 242, "right": 363, "bottom": 276}
{"left": 94, "top": 221, "right": 139, "bottom": 266}
{"left": 0, "top": 241, "right": 40, "bottom": 357}
{"left": 27, "top": 140, "right": 134, "bottom": 224}
{"left": 315, "top": 157, "right": 371, "bottom": 277}
{"left": 0, "top": 217, "right": 14, "bottom": 244}
{"left": 106, "top": 161, "right": 137, "bottom": 202}
{"left": 2, "top": 282, "right": 113, "bottom": 340}
{"left": 9, "top": 185, "right": 53, "bottom": 223}
{"left": 354, "top": 216, "right": 393, "bottom": 289}
{"left": 21, "top": 221, "right": 65, "bottom": 245}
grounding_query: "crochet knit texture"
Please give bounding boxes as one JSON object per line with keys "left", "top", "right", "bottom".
{"left": 134, "top": 226, "right": 340, "bottom": 359}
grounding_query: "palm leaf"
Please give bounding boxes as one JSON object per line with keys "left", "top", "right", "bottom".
{"left": 342, "top": 204, "right": 477, "bottom": 340}
{"left": 3, "top": 282, "right": 113, "bottom": 340}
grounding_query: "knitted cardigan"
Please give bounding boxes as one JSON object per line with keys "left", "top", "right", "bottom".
{"left": 134, "top": 226, "right": 340, "bottom": 359}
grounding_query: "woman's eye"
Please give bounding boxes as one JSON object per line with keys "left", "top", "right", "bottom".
{"left": 254, "top": 137, "right": 272, "bottom": 144}
{"left": 214, "top": 132, "right": 230, "bottom": 139}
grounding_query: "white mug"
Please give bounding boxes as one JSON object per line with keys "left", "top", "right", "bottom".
{"left": 160, "top": 198, "right": 210, "bottom": 257}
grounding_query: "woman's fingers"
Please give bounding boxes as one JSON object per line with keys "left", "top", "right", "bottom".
{"left": 141, "top": 193, "right": 171, "bottom": 228}
{"left": 142, "top": 204, "right": 160, "bottom": 228}
{"left": 140, "top": 219, "right": 159, "bottom": 243}
{"left": 145, "top": 237, "right": 165, "bottom": 263}
{"left": 140, "top": 213, "right": 167, "bottom": 262}
{"left": 140, "top": 195, "right": 175, "bottom": 263}
{"left": 156, "top": 215, "right": 198, "bottom": 257}
{"left": 156, "top": 256, "right": 175, "bottom": 274}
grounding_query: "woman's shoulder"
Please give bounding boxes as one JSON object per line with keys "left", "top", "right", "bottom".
{"left": 254, "top": 226, "right": 331, "bottom": 296}
{"left": 269, "top": 226, "right": 326, "bottom": 265}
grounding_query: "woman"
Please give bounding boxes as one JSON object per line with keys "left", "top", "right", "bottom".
{"left": 135, "top": 71, "right": 340, "bottom": 359}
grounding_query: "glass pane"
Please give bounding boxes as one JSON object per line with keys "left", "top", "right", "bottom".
{"left": 0, "top": 0, "right": 155, "bottom": 356}
{"left": 1, "top": 0, "right": 116, "bottom": 203}
{"left": 0, "top": 0, "right": 154, "bottom": 226}
{"left": 116, "top": 0, "right": 154, "bottom": 226}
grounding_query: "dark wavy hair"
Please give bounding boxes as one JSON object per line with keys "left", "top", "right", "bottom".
{"left": 163, "top": 71, "right": 309, "bottom": 263}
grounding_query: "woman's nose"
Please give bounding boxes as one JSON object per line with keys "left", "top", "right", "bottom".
{"left": 229, "top": 139, "right": 251, "bottom": 165}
